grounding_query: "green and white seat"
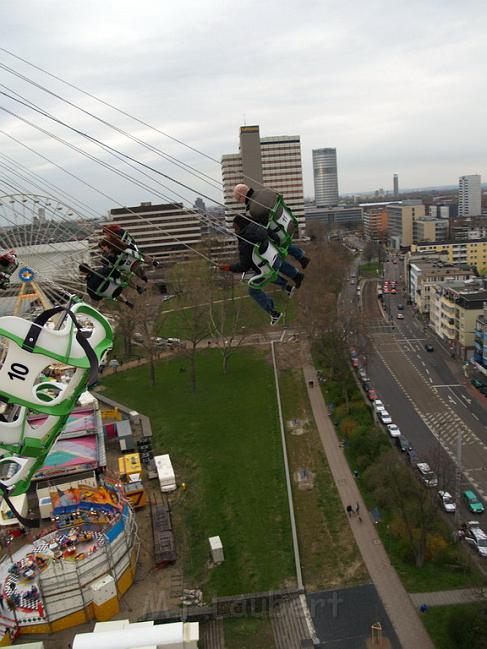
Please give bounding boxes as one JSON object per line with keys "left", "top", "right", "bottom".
{"left": 0, "top": 301, "right": 112, "bottom": 416}
{"left": 248, "top": 240, "right": 281, "bottom": 289}
{"left": 267, "top": 195, "right": 298, "bottom": 252}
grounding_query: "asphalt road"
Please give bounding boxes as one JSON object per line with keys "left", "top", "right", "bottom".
{"left": 362, "top": 255, "right": 487, "bottom": 522}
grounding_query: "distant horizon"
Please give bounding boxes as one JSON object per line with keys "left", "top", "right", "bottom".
{"left": 340, "top": 182, "right": 487, "bottom": 199}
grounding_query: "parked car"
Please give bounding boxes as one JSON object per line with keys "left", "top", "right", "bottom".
{"left": 416, "top": 463, "right": 438, "bottom": 487}
{"left": 363, "top": 381, "right": 373, "bottom": 392}
{"left": 463, "top": 521, "right": 487, "bottom": 557}
{"left": 397, "top": 313, "right": 404, "bottom": 320}
{"left": 463, "top": 490, "right": 485, "bottom": 514}
{"left": 358, "top": 368, "right": 368, "bottom": 381}
{"left": 397, "top": 304, "right": 404, "bottom": 310}
{"left": 367, "top": 388, "right": 378, "bottom": 401}
{"left": 406, "top": 448, "right": 419, "bottom": 465}
{"left": 352, "top": 358, "right": 360, "bottom": 368}
{"left": 379, "top": 410, "right": 392, "bottom": 425}
{"left": 373, "top": 400, "right": 386, "bottom": 412}
{"left": 396, "top": 436, "right": 412, "bottom": 452}
{"left": 471, "top": 378, "right": 487, "bottom": 390}
{"left": 438, "top": 490, "right": 456, "bottom": 513}
{"left": 387, "top": 423, "right": 401, "bottom": 437}
{"left": 424, "top": 344, "right": 434, "bottom": 352}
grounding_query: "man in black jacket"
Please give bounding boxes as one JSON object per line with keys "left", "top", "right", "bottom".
{"left": 219, "top": 216, "right": 303, "bottom": 325}
{"left": 233, "top": 183, "right": 310, "bottom": 269}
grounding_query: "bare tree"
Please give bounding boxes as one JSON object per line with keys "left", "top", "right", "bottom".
{"left": 207, "top": 272, "right": 252, "bottom": 374}
{"left": 365, "top": 450, "right": 439, "bottom": 567}
{"left": 363, "top": 240, "right": 377, "bottom": 264}
{"left": 105, "top": 293, "right": 139, "bottom": 358}
{"left": 132, "top": 286, "right": 168, "bottom": 387}
{"left": 166, "top": 259, "right": 211, "bottom": 392}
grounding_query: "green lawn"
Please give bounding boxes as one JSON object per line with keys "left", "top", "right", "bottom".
{"left": 101, "top": 348, "right": 295, "bottom": 598}
{"left": 421, "top": 603, "right": 484, "bottom": 649}
{"left": 278, "top": 366, "right": 368, "bottom": 590}
{"left": 223, "top": 617, "right": 275, "bottom": 649}
{"left": 158, "top": 288, "right": 298, "bottom": 339}
{"left": 359, "top": 261, "right": 380, "bottom": 276}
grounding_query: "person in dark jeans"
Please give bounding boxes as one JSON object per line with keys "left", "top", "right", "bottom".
{"left": 219, "top": 216, "right": 304, "bottom": 325}
{"left": 233, "top": 183, "right": 310, "bottom": 269}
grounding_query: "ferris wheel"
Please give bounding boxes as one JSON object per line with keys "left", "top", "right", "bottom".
{"left": 0, "top": 194, "right": 97, "bottom": 317}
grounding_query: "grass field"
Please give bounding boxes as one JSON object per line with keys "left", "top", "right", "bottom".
{"left": 223, "top": 617, "right": 275, "bottom": 649}
{"left": 102, "top": 348, "right": 295, "bottom": 598}
{"left": 278, "top": 363, "right": 368, "bottom": 590}
{"left": 421, "top": 603, "right": 484, "bottom": 649}
{"left": 359, "top": 261, "right": 380, "bottom": 276}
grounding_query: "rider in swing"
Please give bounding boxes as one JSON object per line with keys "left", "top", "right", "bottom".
{"left": 219, "top": 215, "right": 303, "bottom": 326}
{"left": 232, "top": 183, "right": 310, "bottom": 270}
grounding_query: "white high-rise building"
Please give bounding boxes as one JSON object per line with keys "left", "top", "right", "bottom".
{"left": 312, "top": 148, "right": 339, "bottom": 207}
{"left": 459, "top": 174, "right": 481, "bottom": 217}
{"left": 222, "top": 125, "right": 305, "bottom": 234}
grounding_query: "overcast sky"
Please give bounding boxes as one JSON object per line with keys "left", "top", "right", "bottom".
{"left": 0, "top": 0, "right": 486, "bottom": 218}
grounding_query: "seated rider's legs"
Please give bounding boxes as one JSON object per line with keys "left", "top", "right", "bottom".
{"left": 274, "top": 257, "right": 299, "bottom": 280}
{"left": 248, "top": 287, "right": 276, "bottom": 314}
{"left": 287, "top": 244, "right": 305, "bottom": 261}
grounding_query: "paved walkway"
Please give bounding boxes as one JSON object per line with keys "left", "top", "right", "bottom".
{"left": 410, "top": 587, "right": 487, "bottom": 607}
{"left": 303, "top": 363, "right": 435, "bottom": 649}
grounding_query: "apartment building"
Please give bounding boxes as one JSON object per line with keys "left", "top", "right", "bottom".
{"left": 410, "top": 239, "right": 487, "bottom": 273}
{"left": 459, "top": 174, "right": 482, "bottom": 217}
{"left": 221, "top": 125, "right": 305, "bottom": 234}
{"left": 474, "top": 306, "right": 487, "bottom": 373}
{"left": 362, "top": 205, "right": 389, "bottom": 241}
{"left": 412, "top": 217, "right": 449, "bottom": 243}
{"left": 430, "top": 279, "right": 487, "bottom": 358}
{"left": 408, "top": 260, "right": 476, "bottom": 315}
{"left": 108, "top": 202, "right": 201, "bottom": 262}
{"left": 387, "top": 201, "right": 425, "bottom": 248}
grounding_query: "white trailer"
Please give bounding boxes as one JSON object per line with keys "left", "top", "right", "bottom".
{"left": 154, "top": 454, "right": 176, "bottom": 493}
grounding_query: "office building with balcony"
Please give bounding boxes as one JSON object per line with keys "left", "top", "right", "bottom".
{"left": 410, "top": 239, "right": 487, "bottom": 273}
{"left": 222, "top": 125, "right": 305, "bottom": 234}
{"left": 474, "top": 306, "right": 487, "bottom": 372}
{"left": 430, "top": 279, "right": 487, "bottom": 359}
{"left": 408, "top": 260, "right": 476, "bottom": 315}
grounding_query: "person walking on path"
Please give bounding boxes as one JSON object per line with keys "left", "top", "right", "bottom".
{"left": 355, "top": 502, "right": 360, "bottom": 515}
{"left": 346, "top": 504, "right": 353, "bottom": 517}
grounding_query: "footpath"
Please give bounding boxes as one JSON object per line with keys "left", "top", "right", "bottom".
{"left": 303, "top": 363, "right": 435, "bottom": 649}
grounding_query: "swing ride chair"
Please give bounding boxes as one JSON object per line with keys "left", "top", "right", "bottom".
{"left": 248, "top": 240, "right": 281, "bottom": 289}
{"left": 0, "top": 251, "right": 19, "bottom": 289}
{"left": 267, "top": 195, "right": 298, "bottom": 252}
{"left": 93, "top": 245, "right": 145, "bottom": 301}
{"left": 0, "top": 301, "right": 113, "bottom": 497}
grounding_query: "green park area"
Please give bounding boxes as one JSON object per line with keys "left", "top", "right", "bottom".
{"left": 358, "top": 261, "right": 380, "bottom": 277}
{"left": 102, "top": 342, "right": 367, "bottom": 603}
{"left": 102, "top": 347, "right": 295, "bottom": 598}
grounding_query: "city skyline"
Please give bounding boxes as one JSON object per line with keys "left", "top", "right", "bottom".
{"left": 0, "top": 1, "right": 486, "bottom": 215}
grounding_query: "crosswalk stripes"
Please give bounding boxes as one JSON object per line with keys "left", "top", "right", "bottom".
{"left": 421, "top": 411, "right": 476, "bottom": 448}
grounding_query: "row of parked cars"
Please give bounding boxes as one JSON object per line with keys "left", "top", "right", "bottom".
{"left": 471, "top": 378, "right": 487, "bottom": 397}
{"left": 350, "top": 346, "right": 486, "bottom": 529}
